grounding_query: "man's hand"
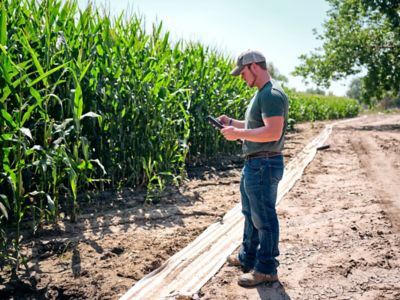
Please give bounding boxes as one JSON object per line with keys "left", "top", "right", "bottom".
{"left": 220, "top": 116, "right": 284, "bottom": 143}
{"left": 221, "top": 126, "right": 242, "bottom": 141}
{"left": 218, "top": 115, "right": 246, "bottom": 129}
{"left": 217, "top": 115, "right": 231, "bottom": 126}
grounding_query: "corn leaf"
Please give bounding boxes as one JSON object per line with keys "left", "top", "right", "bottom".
{"left": 20, "top": 127, "right": 33, "bottom": 140}
{"left": 27, "top": 62, "right": 69, "bottom": 87}
{"left": 0, "top": 109, "right": 17, "bottom": 129}
{"left": 80, "top": 111, "right": 100, "bottom": 120}
{"left": 0, "top": 1, "right": 7, "bottom": 46}
{"left": 20, "top": 31, "right": 46, "bottom": 85}
{"left": 0, "top": 202, "right": 8, "bottom": 219}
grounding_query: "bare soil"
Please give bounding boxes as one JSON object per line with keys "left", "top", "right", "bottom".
{"left": 1, "top": 113, "right": 399, "bottom": 300}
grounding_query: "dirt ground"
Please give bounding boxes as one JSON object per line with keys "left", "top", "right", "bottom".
{"left": 201, "top": 113, "right": 400, "bottom": 300}
{"left": 1, "top": 113, "right": 400, "bottom": 300}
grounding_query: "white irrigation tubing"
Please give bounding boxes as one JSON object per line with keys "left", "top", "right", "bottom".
{"left": 120, "top": 116, "right": 365, "bottom": 300}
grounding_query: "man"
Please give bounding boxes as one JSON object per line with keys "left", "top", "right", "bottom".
{"left": 218, "top": 50, "right": 288, "bottom": 287}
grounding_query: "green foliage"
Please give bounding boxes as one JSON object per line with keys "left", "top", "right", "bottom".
{"left": 287, "top": 90, "right": 360, "bottom": 125}
{"left": 305, "top": 87, "right": 326, "bottom": 95}
{"left": 0, "top": 0, "right": 360, "bottom": 271}
{"left": 346, "top": 78, "right": 362, "bottom": 102}
{"left": 293, "top": 0, "right": 400, "bottom": 104}
{"left": 0, "top": 0, "right": 250, "bottom": 269}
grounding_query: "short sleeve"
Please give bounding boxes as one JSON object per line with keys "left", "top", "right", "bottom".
{"left": 260, "top": 89, "right": 286, "bottom": 119}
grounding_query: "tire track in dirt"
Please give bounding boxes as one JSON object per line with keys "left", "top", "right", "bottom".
{"left": 348, "top": 125, "right": 400, "bottom": 231}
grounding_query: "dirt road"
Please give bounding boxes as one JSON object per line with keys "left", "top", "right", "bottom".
{"left": 1, "top": 113, "right": 399, "bottom": 300}
{"left": 201, "top": 113, "right": 400, "bottom": 299}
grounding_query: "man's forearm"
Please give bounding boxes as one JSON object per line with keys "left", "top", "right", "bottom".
{"left": 237, "top": 126, "right": 281, "bottom": 142}
{"left": 230, "top": 118, "right": 245, "bottom": 129}
{"left": 221, "top": 116, "right": 284, "bottom": 143}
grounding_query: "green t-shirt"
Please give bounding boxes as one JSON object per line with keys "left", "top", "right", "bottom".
{"left": 243, "top": 80, "right": 288, "bottom": 155}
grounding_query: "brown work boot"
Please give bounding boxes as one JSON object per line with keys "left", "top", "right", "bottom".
{"left": 238, "top": 271, "right": 278, "bottom": 287}
{"left": 227, "top": 255, "right": 251, "bottom": 272}
{"left": 227, "top": 255, "right": 241, "bottom": 266}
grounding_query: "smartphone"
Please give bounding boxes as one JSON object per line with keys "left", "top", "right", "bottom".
{"left": 206, "top": 116, "right": 224, "bottom": 129}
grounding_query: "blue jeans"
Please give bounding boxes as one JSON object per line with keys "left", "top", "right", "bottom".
{"left": 238, "top": 155, "right": 284, "bottom": 275}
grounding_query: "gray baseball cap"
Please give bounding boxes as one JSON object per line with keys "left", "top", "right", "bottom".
{"left": 230, "top": 50, "right": 266, "bottom": 76}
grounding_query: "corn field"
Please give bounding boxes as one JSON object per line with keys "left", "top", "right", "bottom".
{"left": 287, "top": 91, "right": 360, "bottom": 123}
{"left": 0, "top": 0, "right": 359, "bottom": 271}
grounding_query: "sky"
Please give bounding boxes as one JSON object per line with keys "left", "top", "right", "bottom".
{"left": 77, "top": 0, "right": 354, "bottom": 96}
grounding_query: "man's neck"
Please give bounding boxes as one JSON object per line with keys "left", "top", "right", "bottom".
{"left": 256, "top": 73, "right": 271, "bottom": 90}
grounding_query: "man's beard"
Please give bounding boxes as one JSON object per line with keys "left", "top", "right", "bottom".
{"left": 248, "top": 69, "right": 257, "bottom": 87}
{"left": 248, "top": 77, "right": 256, "bottom": 87}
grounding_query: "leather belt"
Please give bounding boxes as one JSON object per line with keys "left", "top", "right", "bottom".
{"left": 245, "top": 151, "right": 282, "bottom": 160}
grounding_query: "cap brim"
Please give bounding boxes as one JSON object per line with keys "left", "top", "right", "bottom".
{"left": 230, "top": 65, "right": 244, "bottom": 76}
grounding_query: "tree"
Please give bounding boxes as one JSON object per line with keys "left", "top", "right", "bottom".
{"left": 305, "top": 87, "right": 326, "bottom": 95}
{"left": 293, "top": 0, "right": 400, "bottom": 104}
{"left": 267, "top": 62, "right": 288, "bottom": 84}
{"left": 346, "top": 77, "right": 362, "bottom": 101}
